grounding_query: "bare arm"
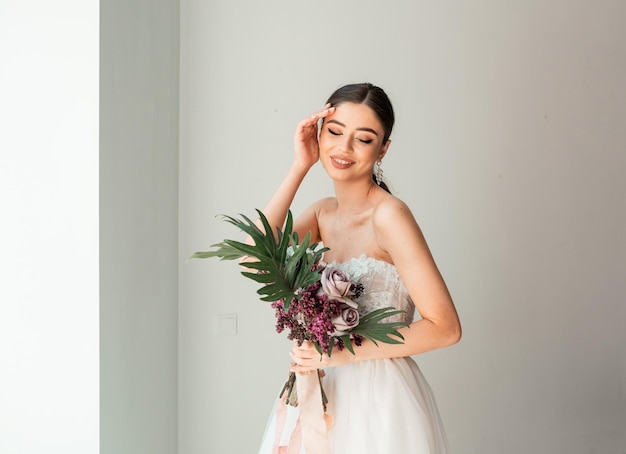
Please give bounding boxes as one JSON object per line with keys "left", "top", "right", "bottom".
{"left": 372, "top": 198, "right": 461, "bottom": 354}
{"left": 246, "top": 105, "right": 335, "bottom": 244}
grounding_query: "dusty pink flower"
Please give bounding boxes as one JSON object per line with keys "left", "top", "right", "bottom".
{"left": 320, "top": 267, "right": 354, "bottom": 300}
{"left": 331, "top": 302, "right": 360, "bottom": 336}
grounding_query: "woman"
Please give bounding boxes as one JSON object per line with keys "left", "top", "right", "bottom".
{"left": 257, "top": 83, "right": 461, "bottom": 453}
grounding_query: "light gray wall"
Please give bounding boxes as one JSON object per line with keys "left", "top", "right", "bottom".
{"left": 100, "top": 1, "right": 179, "bottom": 453}
{"left": 179, "top": 1, "right": 626, "bottom": 453}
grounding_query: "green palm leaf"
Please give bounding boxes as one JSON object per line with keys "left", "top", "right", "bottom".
{"left": 192, "top": 210, "right": 328, "bottom": 305}
{"left": 351, "top": 307, "right": 409, "bottom": 346}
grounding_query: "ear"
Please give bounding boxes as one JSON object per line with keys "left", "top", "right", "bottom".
{"left": 377, "top": 139, "right": 391, "bottom": 162}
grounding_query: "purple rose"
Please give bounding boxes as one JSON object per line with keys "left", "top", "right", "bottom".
{"left": 331, "top": 302, "right": 360, "bottom": 336}
{"left": 321, "top": 267, "right": 354, "bottom": 299}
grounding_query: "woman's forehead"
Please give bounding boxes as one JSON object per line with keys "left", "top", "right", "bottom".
{"left": 327, "top": 102, "right": 383, "bottom": 131}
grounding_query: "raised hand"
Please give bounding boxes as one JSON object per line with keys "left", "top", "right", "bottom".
{"left": 293, "top": 103, "right": 335, "bottom": 172}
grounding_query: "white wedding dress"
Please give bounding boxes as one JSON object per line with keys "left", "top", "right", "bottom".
{"left": 258, "top": 255, "right": 449, "bottom": 453}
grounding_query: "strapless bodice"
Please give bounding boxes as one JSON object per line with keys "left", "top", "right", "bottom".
{"left": 330, "top": 254, "right": 415, "bottom": 324}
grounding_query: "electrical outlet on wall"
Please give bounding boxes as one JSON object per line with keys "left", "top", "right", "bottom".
{"left": 215, "top": 313, "right": 238, "bottom": 336}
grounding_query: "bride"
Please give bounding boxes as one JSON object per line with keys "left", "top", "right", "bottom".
{"left": 256, "top": 83, "right": 461, "bottom": 453}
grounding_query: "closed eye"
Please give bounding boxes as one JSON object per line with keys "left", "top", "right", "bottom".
{"left": 358, "top": 138, "right": 373, "bottom": 144}
{"left": 328, "top": 128, "right": 341, "bottom": 136}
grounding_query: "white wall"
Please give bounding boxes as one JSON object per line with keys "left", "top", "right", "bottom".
{"left": 100, "top": 1, "right": 179, "bottom": 453}
{"left": 0, "top": 1, "right": 99, "bottom": 453}
{"left": 180, "top": 1, "right": 626, "bottom": 453}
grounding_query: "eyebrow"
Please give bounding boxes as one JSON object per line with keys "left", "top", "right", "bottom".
{"left": 327, "top": 119, "right": 379, "bottom": 136}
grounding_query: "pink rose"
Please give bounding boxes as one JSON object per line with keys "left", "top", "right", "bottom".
{"left": 321, "top": 267, "right": 354, "bottom": 299}
{"left": 331, "top": 302, "right": 360, "bottom": 336}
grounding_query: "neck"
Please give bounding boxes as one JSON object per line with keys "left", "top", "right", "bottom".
{"left": 333, "top": 178, "right": 378, "bottom": 214}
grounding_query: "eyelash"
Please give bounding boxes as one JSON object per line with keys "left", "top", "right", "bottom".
{"left": 327, "top": 128, "right": 373, "bottom": 144}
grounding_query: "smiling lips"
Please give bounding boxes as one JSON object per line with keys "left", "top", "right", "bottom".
{"left": 330, "top": 156, "right": 355, "bottom": 169}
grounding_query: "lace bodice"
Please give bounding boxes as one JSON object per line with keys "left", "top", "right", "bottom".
{"left": 330, "top": 254, "right": 415, "bottom": 324}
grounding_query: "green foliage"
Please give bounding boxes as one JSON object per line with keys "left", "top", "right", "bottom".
{"left": 322, "top": 308, "right": 409, "bottom": 357}
{"left": 191, "top": 210, "right": 328, "bottom": 307}
{"left": 351, "top": 308, "right": 408, "bottom": 346}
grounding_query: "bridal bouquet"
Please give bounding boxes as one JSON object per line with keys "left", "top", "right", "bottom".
{"left": 192, "top": 209, "right": 408, "bottom": 410}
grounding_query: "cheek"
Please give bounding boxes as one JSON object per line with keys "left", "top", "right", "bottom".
{"left": 318, "top": 134, "right": 333, "bottom": 153}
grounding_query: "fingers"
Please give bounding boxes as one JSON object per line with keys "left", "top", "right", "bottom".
{"left": 289, "top": 356, "right": 320, "bottom": 374}
{"left": 299, "top": 103, "right": 335, "bottom": 128}
{"left": 308, "top": 103, "right": 335, "bottom": 123}
{"left": 290, "top": 341, "right": 315, "bottom": 360}
{"left": 290, "top": 364, "right": 315, "bottom": 374}
{"left": 290, "top": 341, "right": 322, "bottom": 370}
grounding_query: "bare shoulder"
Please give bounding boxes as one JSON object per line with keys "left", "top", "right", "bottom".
{"left": 315, "top": 196, "right": 338, "bottom": 211}
{"left": 297, "top": 196, "right": 336, "bottom": 218}
{"left": 372, "top": 195, "right": 418, "bottom": 230}
{"left": 372, "top": 195, "right": 427, "bottom": 255}
{"left": 295, "top": 197, "right": 337, "bottom": 242}
{"left": 309, "top": 196, "right": 338, "bottom": 221}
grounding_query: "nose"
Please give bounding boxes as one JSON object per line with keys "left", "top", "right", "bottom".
{"left": 338, "top": 135, "right": 353, "bottom": 153}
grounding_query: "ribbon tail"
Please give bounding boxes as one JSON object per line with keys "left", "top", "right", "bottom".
{"left": 295, "top": 371, "right": 330, "bottom": 454}
{"left": 272, "top": 395, "right": 289, "bottom": 454}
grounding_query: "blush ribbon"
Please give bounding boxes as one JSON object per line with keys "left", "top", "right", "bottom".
{"left": 272, "top": 371, "right": 330, "bottom": 454}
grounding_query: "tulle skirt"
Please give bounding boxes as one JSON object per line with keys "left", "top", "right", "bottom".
{"left": 258, "top": 357, "right": 448, "bottom": 453}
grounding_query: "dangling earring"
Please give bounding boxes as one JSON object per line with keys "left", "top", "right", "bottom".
{"left": 374, "top": 161, "right": 383, "bottom": 185}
